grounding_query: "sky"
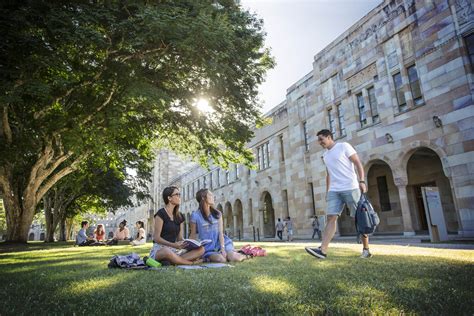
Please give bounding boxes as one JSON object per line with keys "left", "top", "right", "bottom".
{"left": 240, "top": 0, "right": 382, "bottom": 113}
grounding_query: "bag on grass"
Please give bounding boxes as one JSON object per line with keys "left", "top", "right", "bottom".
{"left": 239, "top": 244, "right": 267, "bottom": 257}
{"left": 108, "top": 253, "right": 146, "bottom": 269}
{"left": 355, "top": 193, "right": 380, "bottom": 236}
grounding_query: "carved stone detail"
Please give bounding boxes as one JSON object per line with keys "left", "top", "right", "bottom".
{"left": 455, "top": 0, "right": 473, "bottom": 26}
{"left": 347, "top": 63, "right": 377, "bottom": 90}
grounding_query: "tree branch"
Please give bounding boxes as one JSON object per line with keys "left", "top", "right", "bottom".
{"left": 79, "top": 79, "right": 118, "bottom": 127}
{"left": 35, "top": 152, "right": 88, "bottom": 202}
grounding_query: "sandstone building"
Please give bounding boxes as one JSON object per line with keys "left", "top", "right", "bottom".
{"left": 165, "top": 0, "right": 474, "bottom": 240}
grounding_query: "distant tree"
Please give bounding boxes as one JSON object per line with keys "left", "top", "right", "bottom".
{"left": 0, "top": 0, "right": 274, "bottom": 242}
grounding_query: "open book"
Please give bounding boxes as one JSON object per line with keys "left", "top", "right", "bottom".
{"left": 182, "top": 239, "right": 212, "bottom": 250}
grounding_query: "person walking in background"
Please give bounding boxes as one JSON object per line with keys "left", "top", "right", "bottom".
{"left": 275, "top": 218, "right": 284, "bottom": 241}
{"left": 311, "top": 216, "right": 321, "bottom": 240}
{"left": 285, "top": 217, "right": 294, "bottom": 242}
{"left": 305, "top": 129, "right": 371, "bottom": 259}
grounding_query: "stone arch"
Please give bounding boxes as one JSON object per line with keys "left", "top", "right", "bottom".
{"left": 233, "top": 199, "right": 244, "bottom": 239}
{"left": 28, "top": 232, "right": 35, "bottom": 241}
{"left": 405, "top": 147, "right": 458, "bottom": 234}
{"left": 224, "top": 202, "right": 233, "bottom": 237}
{"left": 397, "top": 141, "right": 451, "bottom": 178}
{"left": 260, "top": 191, "right": 276, "bottom": 238}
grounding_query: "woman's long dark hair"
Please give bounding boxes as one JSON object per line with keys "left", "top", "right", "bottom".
{"left": 162, "top": 186, "right": 183, "bottom": 222}
{"left": 196, "top": 188, "right": 220, "bottom": 224}
{"left": 136, "top": 221, "right": 144, "bottom": 239}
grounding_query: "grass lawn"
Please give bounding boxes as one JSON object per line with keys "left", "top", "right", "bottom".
{"left": 0, "top": 241, "right": 473, "bottom": 315}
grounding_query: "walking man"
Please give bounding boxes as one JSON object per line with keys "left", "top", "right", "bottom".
{"left": 305, "top": 129, "right": 372, "bottom": 259}
{"left": 311, "top": 216, "right": 321, "bottom": 240}
{"left": 275, "top": 218, "right": 284, "bottom": 241}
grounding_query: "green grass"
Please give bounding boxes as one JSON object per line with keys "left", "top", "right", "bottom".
{"left": 0, "top": 241, "right": 473, "bottom": 315}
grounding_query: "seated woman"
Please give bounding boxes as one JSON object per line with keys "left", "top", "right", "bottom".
{"left": 94, "top": 224, "right": 106, "bottom": 242}
{"left": 190, "top": 188, "right": 248, "bottom": 263}
{"left": 131, "top": 221, "right": 146, "bottom": 246}
{"left": 107, "top": 220, "right": 130, "bottom": 245}
{"left": 149, "top": 186, "right": 204, "bottom": 265}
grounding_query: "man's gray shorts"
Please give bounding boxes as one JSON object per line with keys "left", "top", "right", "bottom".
{"left": 326, "top": 189, "right": 361, "bottom": 217}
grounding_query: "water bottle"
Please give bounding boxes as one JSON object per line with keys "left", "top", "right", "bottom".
{"left": 144, "top": 256, "right": 161, "bottom": 268}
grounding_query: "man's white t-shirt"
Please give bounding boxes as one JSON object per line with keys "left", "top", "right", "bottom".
{"left": 323, "top": 142, "right": 359, "bottom": 192}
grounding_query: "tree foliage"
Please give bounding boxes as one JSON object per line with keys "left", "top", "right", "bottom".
{"left": 0, "top": 0, "right": 273, "bottom": 242}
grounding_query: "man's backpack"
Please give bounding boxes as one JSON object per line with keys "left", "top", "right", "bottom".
{"left": 355, "top": 194, "right": 380, "bottom": 236}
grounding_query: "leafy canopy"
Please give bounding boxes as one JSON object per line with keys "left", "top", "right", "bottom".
{"left": 0, "top": 0, "right": 274, "bottom": 174}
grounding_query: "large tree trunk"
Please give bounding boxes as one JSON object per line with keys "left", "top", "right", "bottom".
{"left": 2, "top": 186, "right": 36, "bottom": 243}
{"left": 59, "top": 217, "right": 67, "bottom": 241}
{"left": 0, "top": 140, "right": 83, "bottom": 243}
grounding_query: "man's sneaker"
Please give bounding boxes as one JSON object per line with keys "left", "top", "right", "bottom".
{"left": 305, "top": 247, "right": 327, "bottom": 259}
{"left": 360, "top": 249, "right": 372, "bottom": 258}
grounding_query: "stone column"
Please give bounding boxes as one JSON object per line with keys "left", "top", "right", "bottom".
{"left": 395, "top": 177, "right": 415, "bottom": 236}
{"left": 233, "top": 214, "right": 238, "bottom": 239}
{"left": 259, "top": 210, "right": 265, "bottom": 238}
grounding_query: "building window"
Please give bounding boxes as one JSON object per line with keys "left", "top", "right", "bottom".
{"left": 465, "top": 33, "right": 474, "bottom": 69}
{"left": 328, "top": 108, "right": 336, "bottom": 135}
{"left": 309, "top": 182, "right": 316, "bottom": 216}
{"left": 225, "top": 170, "right": 230, "bottom": 184}
{"left": 209, "top": 171, "right": 213, "bottom": 189}
{"left": 197, "top": 179, "right": 200, "bottom": 190}
{"left": 303, "top": 121, "right": 309, "bottom": 151}
{"left": 367, "top": 87, "right": 379, "bottom": 123}
{"left": 187, "top": 184, "right": 190, "bottom": 200}
{"left": 377, "top": 176, "right": 391, "bottom": 212}
{"left": 257, "top": 142, "right": 270, "bottom": 170}
{"left": 203, "top": 175, "right": 207, "bottom": 188}
{"left": 356, "top": 92, "right": 367, "bottom": 127}
{"left": 279, "top": 135, "right": 285, "bottom": 161}
{"left": 217, "top": 168, "right": 221, "bottom": 187}
{"left": 393, "top": 72, "right": 406, "bottom": 112}
{"left": 235, "top": 165, "right": 240, "bottom": 180}
{"left": 407, "top": 65, "right": 423, "bottom": 106}
{"left": 336, "top": 104, "right": 345, "bottom": 136}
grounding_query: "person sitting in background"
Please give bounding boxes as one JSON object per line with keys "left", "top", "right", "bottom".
{"left": 94, "top": 224, "right": 106, "bottom": 242}
{"left": 76, "top": 221, "right": 96, "bottom": 246}
{"left": 131, "top": 221, "right": 146, "bottom": 246}
{"left": 107, "top": 220, "right": 130, "bottom": 245}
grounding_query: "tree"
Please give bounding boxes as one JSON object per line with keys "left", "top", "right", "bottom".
{"left": 43, "top": 160, "right": 148, "bottom": 242}
{"left": 0, "top": 0, "right": 274, "bottom": 242}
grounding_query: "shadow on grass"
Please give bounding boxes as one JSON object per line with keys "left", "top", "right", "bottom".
{"left": 0, "top": 244, "right": 473, "bottom": 314}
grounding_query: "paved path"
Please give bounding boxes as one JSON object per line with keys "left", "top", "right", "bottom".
{"left": 240, "top": 235, "right": 474, "bottom": 250}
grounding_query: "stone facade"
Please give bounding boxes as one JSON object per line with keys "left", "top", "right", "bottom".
{"left": 163, "top": 0, "right": 474, "bottom": 239}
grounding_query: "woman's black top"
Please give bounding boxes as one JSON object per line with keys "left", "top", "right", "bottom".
{"left": 155, "top": 208, "right": 184, "bottom": 243}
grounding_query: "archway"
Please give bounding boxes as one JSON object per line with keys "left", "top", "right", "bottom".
{"left": 234, "top": 199, "right": 244, "bottom": 239}
{"left": 224, "top": 202, "right": 233, "bottom": 237}
{"left": 262, "top": 192, "right": 276, "bottom": 238}
{"left": 28, "top": 233, "right": 35, "bottom": 241}
{"left": 366, "top": 159, "right": 403, "bottom": 234}
{"left": 39, "top": 232, "right": 45, "bottom": 241}
{"left": 406, "top": 147, "right": 457, "bottom": 234}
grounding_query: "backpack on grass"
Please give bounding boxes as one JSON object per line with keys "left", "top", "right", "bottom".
{"left": 108, "top": 253, "right": 146, "bottom": 269}
{"left": 355, "top": 194, "right": 380, "bottom": 236}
